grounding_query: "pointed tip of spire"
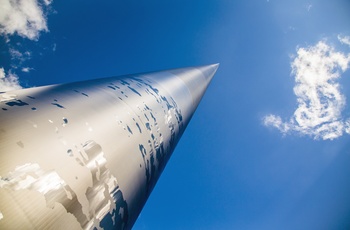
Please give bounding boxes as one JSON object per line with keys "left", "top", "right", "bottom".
{"left": 195, "top": 63, "right": 219, "bottom": 82}
{"left": 211, "top": 63, "right": 220, "bottom": 68}
{"left": 160, "top": 63, "right": 219, "bottom": 114}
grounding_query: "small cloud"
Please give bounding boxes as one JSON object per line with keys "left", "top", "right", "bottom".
{"left": 53, "top": 43, "right": 57, "bottom": 52}
{"left": 9, "top": 48, "right": 31, "bottom": 62}
{"left": 43, "top": 0, "right": 53, "bottom": 5}
{"left": 0, "top": 68, "right": 22, "bottom": 92}
{"left": 263, "top": 115, "right": 290, "bottom": 134}
{"left": 0, "top": 0, "right": 53, "bottom": 40}
{"left": 338, "top": 35, "right": 350, "bottom": 47}
{"left": 21, "top": 67, "right": 33, "bottom": 73}
{"left": 263, "top": 39, "right": 350, "bottom": 140}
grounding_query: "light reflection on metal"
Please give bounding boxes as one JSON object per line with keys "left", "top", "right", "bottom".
{"left": 0, "top": 64, "right": 218, "bottom": 229}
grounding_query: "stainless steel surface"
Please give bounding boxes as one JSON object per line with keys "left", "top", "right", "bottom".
{"left": 0, "top": 64, "right": 218, "bottom": 229}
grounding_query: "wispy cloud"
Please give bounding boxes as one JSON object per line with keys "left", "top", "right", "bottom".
{"left": 0, "top": 68, "right": 22, "bottom": 92}
{"left": 9, "top": 48, "right": 31, "bottom": 62}
{"left": 338, "top": 35, "right": 350, "bottom": 47}
{"left": 0, "top": 0, "right": 52, "bottom": 40}
{"left": 263, "top": 38, "right": 350, "bottom": 140}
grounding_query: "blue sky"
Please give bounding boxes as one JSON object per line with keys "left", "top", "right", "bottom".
{"left": 1, "top": 0, "right": 350, "bottom": 229}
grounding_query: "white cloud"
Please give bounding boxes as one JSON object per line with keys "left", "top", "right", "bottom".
{"left": 43, "top": 0, "right": 52, "bottom": 5}
{"left": 338, "top": 35, "right": 350, "bottom": 47}
{"left": 263, "top": 39, "right": 350, "bottom": 140}
{"left": 21, "top": 67, "right": 33, "bottom": 72}
{"left": 0, "top": 0, "right": 52, "bottom": 40}
{"left": 0, "top": 68, "right": 22, "bottom": 92}
{"left": 263, "top": 115, "right": 290, "bottom": 134}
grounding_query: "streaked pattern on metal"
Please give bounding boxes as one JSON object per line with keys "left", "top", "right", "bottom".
{"left": 0, "top": 64, "right": 218, "bottom": 229}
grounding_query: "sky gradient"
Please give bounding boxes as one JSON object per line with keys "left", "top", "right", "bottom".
{"left": 1, "top": 0, "right": 350, "bottom": 229}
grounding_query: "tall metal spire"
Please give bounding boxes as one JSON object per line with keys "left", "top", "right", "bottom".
{"left": 0, "top": 64, "right": 219, "bottom": 229}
